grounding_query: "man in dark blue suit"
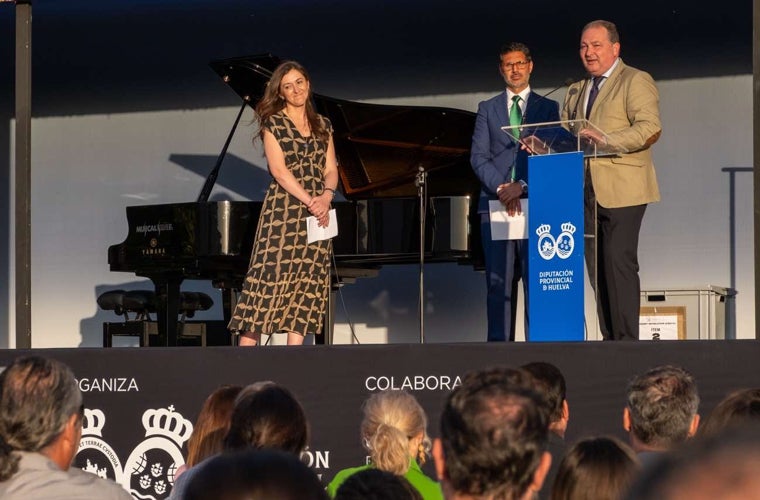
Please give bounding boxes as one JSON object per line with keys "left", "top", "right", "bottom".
{"left": 471, "top": 42, "right": 560, "bottom": 341}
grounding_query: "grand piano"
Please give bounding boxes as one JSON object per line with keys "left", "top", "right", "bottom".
{"left": 107, "top": 54, "right": 483, "bottom": 345}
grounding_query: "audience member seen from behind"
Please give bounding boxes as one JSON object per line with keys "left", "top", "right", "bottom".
{"left": 698, "top": 387, "right": 760, "bottom": 438}
{"left": 550, "top": 436, "right": 639, "bottom": 500}
{"left": 521, "top": 362, "right": 570, "bottom": 439}
{"left": 625, "top": 425, "right": 760, "bottom": 500}
{"left": 170, "top": 381, "right": 309, "bottom": 500}
{"left": 185, "top": 448, "right": 327, "bottom": 500}
{"left": 0, "top": 355, "right": 132, "bottom": 500}
{"left": 327, "top": 390, "right": 442, "bottom": 500}
{"left": 176, "top": 384, "right": 242, "bottom": 478}
{"left": 432, "top": 368, "right": 551, "bottom": 500}
{"left": 624, "top": 365, "right": 700, "bottom": 466}
{"left": 521, "top": 361, "right": 570, "bottom": 500}
{"left": 335, "top": 468, "right": 423, "bottom": 500}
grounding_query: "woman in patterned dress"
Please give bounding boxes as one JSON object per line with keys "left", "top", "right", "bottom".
{"left": 228, "top": 61, "right": 338, "bottom": 346}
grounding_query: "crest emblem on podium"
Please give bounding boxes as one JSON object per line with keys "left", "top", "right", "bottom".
{"left": 536, "top": 222, "right": 576, "bottom": 260}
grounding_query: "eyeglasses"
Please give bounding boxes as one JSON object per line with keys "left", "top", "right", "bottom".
{"left": 502, "top": 61, "right": 529, "bottom": 70}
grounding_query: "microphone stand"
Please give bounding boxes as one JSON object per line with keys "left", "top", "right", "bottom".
{"left": 415, "top": 165, "right": 428, "bottom": 344}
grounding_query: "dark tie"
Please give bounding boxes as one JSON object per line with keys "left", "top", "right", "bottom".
{"left": 585, "top": 76, "right": 604, "bottom": 119}
{"left": 509, "top": 95, "right": 522, "bottom": 138}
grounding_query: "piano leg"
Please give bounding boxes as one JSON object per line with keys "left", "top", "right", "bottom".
{"left": 154, "top": 277, "right": 182, "bottom": 346}
{"left": 220, "top": 288, "right": 235, "bottom": 324}
{"left": 221, "top": 287, "right": 238, "bottom": 346}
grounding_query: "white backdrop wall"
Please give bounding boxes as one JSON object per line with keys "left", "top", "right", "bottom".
{"left": 5, "top": 75, "right": 754, "bottom": 347}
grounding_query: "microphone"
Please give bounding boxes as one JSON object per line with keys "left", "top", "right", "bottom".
{"left": 521, "top": 77, "right": 576, "bottom": 126}
{"left": 518, "top": 77, "right": 579, "bottom": 155}
{"left": 544, "top": 77, "right": 576, "bottom": 100}
{"left": 570, "top": 78, "right": 589, "bottom": 121}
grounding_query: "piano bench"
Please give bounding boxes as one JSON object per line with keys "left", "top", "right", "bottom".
{"left": 178, "top": 291, "right": 214, "bottom": 319}
{"left": 97, "top": 289, "right": 157, "bottom": 321}
{"left": 102, "top": 321, "right": 207, "bottom": 347}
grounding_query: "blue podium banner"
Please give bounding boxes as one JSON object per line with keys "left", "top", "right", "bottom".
{"left": 527, "top": 151, "right": 585, "bottom": 341}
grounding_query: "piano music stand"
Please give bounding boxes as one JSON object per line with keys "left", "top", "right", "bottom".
{"left": 197, "top": 98, "right": 248, "bottom": 203}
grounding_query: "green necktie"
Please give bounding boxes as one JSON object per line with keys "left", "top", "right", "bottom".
{"left": 509, "top": 95, "right": 522, "bottom": 138}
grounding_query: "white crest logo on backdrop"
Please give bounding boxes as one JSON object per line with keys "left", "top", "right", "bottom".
{"left": 76, "top": 408, "right": 125, "bottom": 486}
{"left": 74, "top": 406, "right": 194, "bottom": 500}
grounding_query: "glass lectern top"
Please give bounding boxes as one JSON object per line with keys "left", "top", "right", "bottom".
{"left": 501, "top": 119, "right": 627, "bottom": 157}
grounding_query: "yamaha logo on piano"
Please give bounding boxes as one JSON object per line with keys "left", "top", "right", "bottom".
{"left": 141, "top": 238, "right": 166, "bottom": 256}
{"left": 134, "top": 223, "right": 173, "bottom": 256}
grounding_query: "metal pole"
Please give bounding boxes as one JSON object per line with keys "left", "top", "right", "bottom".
{"left": 754, "top": 0, "right": 760, "bottom": 339}
{"left": 416, "top": 166, "right": 427, "bottom": 343}
{"left": 15, "top": 0, "right": 32, "bottom": 348}
{"left": 721, "top": 167, "right": 753, "bottom": 291}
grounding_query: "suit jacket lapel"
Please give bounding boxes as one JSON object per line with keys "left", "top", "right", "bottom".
{"left": 495, "top": 91, "right": 509, "bottom": 127}
{"left": 568, "top": 81, "right": 587, "bottom": 121}
{"left": 524, "top": 91, "right": 537, "bottom": 123}
{"left": 593, "top": 59, "right": 626, "bottom": 114}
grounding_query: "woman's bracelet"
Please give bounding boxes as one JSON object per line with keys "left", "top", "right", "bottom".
{"left": 324, "top": 187, "right": 336, "bottom": 197}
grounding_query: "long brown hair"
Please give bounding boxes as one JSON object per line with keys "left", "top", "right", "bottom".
{"left": 699, "top": 388, "right": 760, "bottom": 438}
{"left": 185, "top": 385, "right": 243, "bottom": 467}
{"left": 255, "top": 60, "right": 329, "bottom": 143}
{"left": 551, "top": 436, "right": 639, "bottom": 500}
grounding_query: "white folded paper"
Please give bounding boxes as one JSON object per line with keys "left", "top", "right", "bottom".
{"left": 306, "top": 208, "right": 338, "bottom": 243}
{"left": 488, "top": 199, "right": 528, "bottom": 240}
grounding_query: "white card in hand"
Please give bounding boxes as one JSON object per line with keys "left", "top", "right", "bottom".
{"left": 488, "top": 199, "right": 528, "bottom": 240}
{"left": 306, "top": 208, "right": 338, "bottom": 243}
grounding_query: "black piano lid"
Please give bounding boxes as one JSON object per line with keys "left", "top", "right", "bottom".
{"left": 315, "top": 94, "right": 477, "bottom": 198}
{"left": 208, "top": 54, "right": 480, "bottom": 200}
{"left": 209, "top": 53, "right": 282, "bottom": 109}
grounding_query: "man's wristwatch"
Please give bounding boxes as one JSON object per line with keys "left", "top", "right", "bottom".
{"left": 518, "top": 180, "right": 528, "bottom": 194}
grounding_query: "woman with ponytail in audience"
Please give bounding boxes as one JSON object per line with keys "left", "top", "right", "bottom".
{"left": 327, "top": 390, "right": 442, "bottom": 500}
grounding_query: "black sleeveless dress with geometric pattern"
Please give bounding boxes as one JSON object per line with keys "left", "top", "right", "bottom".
{"left": 227, "top": 111, "right": 333, "bottom": 337}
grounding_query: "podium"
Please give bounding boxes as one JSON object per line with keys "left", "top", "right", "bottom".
{"left": 500, "top": 120, "right": 626, "bottom": 341}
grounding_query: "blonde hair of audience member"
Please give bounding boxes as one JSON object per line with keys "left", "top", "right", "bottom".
{"left": 185, "top": 385, "right": 243, "bottom": 467}
{"left": 551, "top": 436, "right": 639, "bottom": 500}
{"left": 361, "top": 390, "right": 431, "bottom": 476}
{"left": 698, "top": 387, "right": 760, "bottom": 438}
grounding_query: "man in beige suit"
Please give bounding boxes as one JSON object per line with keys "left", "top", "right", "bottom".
{"left": 561, "top": 20, "right": 661, "bottom": 340}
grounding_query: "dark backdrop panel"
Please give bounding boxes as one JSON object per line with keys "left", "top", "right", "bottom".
{"left": 2, "top": 341, "right": 760, "bottom": 498}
